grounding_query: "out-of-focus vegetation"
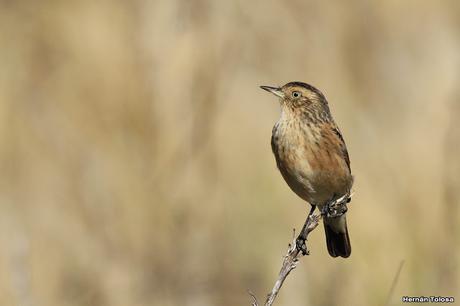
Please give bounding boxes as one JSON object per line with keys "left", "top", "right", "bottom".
{"left": 1, "top": 1, "right": 459, "bottom": 305}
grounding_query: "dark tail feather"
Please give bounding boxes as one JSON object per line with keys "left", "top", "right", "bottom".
{"left": 324, "top": 218, "right": 351, "bottom": 258}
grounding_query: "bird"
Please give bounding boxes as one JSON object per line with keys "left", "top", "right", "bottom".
{"left": 260, "top": 81, "right": 353, "bottom": 258}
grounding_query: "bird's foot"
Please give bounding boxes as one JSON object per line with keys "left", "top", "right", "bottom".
{"left": 295, "top": 237, "right": 309, "bottom": 255}
{"left": 322, "top": 196, "right": 349, "bottom": 218}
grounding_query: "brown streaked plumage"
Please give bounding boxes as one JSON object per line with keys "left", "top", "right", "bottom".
{"left": 261, "top": 81, "right": 353, "bottom": 258}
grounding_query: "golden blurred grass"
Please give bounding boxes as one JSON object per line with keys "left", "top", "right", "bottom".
{"left": 1, "top": 1, "right": 459, "bottom": 305}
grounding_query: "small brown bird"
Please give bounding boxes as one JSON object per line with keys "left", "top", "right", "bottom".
{"left": 261, "top": 82, "right": 353, "bottom": 258}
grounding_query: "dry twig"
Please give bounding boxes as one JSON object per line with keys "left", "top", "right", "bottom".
{"left": 250, "top": 192, "right": 351, "bottom": 306}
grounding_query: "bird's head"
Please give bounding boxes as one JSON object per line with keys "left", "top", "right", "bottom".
{"left": 260, "top": 82, "right": 327, "bottom": 110}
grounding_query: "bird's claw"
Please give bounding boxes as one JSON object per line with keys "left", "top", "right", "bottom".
{"left": 295, "top": 237, "right": 309, "bottom": 255}
{"left": 322, "top": 198, "right": 349, "bottom": 218}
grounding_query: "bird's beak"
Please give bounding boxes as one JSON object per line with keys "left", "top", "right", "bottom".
{"left": 260, "top": 85, "right": 285, "bottom": 98}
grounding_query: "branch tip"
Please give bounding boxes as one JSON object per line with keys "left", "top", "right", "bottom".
{"left": 248, "top": 191, "right": 352, "bottom": 306}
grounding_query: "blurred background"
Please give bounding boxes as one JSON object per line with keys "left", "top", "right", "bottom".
{"left": 1, "top": 1, "right": 460, "bottom": 305}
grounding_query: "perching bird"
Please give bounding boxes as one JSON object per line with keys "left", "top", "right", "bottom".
{"left": 261, "top": 82, "right": 353, "bottom": 258}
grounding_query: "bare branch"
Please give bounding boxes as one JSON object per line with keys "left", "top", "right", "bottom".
{"left": 250, "top": 192, "right": 351, "bottom": 306}
{"left": 248, "top": 290, "right": 259, "bottom": 306}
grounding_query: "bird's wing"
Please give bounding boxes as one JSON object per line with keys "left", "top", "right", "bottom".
{"left": 331, "top": 126, "right": 351, "bottom": 174}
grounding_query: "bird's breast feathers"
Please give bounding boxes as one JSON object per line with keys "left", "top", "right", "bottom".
{"left": 272, "top": 118, "right": 352, "bottom": 205}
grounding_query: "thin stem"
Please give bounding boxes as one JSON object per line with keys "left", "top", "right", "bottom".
{"left": 249, "top": 192, "right": 351, "bottom": 306}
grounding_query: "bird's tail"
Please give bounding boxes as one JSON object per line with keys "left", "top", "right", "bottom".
{"left": 324, "top": 215, "right": 351, "bottom": 258}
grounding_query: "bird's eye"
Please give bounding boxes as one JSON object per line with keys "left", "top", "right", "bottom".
{"left": 292, "top": 91, "right": 301, "bottom": 98}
